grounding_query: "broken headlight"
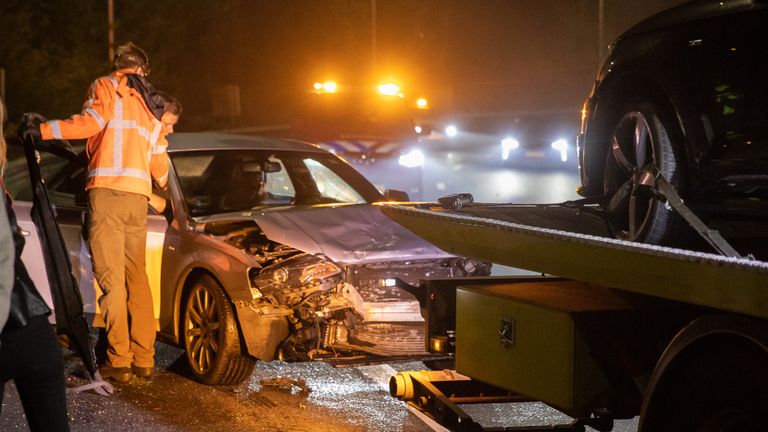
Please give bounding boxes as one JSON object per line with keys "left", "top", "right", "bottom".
{"left": 300, "top": 261, "right": 342, "bottom": 284}
{"left": 251, "top": 253, "right": 342, "bottom": 296}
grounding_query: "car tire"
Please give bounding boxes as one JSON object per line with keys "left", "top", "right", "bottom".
{"left": 639, "top": 339, "right": 767, "bottom": 431}
{"left": 183, "top": 274, "right": 255, "bottom": 385}
{"left": 602, "top": 102, "right": 684, "bottom": 244}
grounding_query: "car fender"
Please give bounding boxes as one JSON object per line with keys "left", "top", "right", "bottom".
{"left": 167, "top": 246, "right": 253, "bottom": 339}
{"left": 168, "top": 256, "right": 290, "bottom": 360}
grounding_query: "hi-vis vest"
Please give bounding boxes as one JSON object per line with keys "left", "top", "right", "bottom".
{"left": 40, "top": 70, "right": 169, "bottom": 198}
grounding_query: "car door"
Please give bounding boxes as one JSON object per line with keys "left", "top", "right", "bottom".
{"left": 4, "top": 154, "right": 80, "bottom": 316}
{"left": 6, "top": 150, "right": 169, "bottom": 325}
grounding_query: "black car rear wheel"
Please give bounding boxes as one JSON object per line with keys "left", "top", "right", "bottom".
{"left": 603, "top": 102, "right": 682, "bottom": 244}
{"left": 183, "top": 274, "right": 255, "bottom": 385}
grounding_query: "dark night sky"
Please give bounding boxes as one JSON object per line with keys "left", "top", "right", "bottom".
{"left": 0, "top": 0, "right": 686, "bottom": 131}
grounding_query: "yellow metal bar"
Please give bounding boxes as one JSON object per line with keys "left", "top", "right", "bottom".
{"left": 381, "top": 204, "right": 768, "bottom": 319}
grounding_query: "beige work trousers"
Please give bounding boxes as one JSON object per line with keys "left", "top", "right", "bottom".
{"left": 88, "top": 188, "right": 155, "bottom": 369}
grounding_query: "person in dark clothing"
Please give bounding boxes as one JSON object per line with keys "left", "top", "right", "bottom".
{"left": 0, "top": 104, "right": 11, "bottom": 332}
{"left": 0, "top": 96, "right": 69, "bottom": 431}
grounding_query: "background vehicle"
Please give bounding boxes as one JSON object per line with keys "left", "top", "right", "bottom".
{"left": 577, "top": 0, "right": 768, "bottom": 245}
{"left": 293, "top": 80, "right": 419, "bottom": 159}
{"left": 6, "top": 133, "right": 489, "bottom": 385}
{"left": 292, "top": 80, "right": 429, "bottom": 198}
{"left": 496, "top": 113, "right": 579, "bottom": 170}
{"left": 421, "top": 112, "right": 580, "bottom": 171}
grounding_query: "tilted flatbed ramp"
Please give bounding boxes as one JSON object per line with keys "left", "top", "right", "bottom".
{"left": 380, "top": 204, "right": 768, "bottom": 319}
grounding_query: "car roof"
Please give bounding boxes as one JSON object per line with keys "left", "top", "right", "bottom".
{"left": 167, "top": 132, "right": 327, "bottom": 154}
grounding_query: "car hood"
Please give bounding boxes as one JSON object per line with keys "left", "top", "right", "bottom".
{"left": 203, "top": 204, "right": 454, "bottom": 265}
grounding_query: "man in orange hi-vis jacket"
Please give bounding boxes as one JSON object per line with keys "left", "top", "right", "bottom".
{"left": 21, "top": 43, "right": 172, "bottom": 383}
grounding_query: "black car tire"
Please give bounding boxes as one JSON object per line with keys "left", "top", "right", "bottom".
{"left": 183, "top": 274, "right": 255, "bottom": 385}
{"left": 639, "top": 339, "right": 767, "bottom": 432}
{"left": 602, "top": 102, "right": 683, "bottom": 244}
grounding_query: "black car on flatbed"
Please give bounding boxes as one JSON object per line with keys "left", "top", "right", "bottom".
{"left": 577, "top": 0, "right": 768, "bottom": 247}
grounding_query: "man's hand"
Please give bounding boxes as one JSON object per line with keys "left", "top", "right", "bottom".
{"left": 17, "top": 117, "right": 42, "bottom": 143}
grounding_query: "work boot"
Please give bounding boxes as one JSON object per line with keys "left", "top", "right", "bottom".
{"left": 99, "top": 365, "right": 133, "bottom": 383}
{"left": 132, "top": 364, "right": 154, "bottom": 380}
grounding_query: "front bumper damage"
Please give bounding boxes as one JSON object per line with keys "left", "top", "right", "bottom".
{"left": 234, "top": 300, "right": 291, "bottom": 360}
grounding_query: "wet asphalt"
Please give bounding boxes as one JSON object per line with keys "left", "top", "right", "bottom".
{"left": 1, "top": 342, "right": 435, "bottom": 432}
{"left": 0, "top": 340, "right": 640, "bottom": 431}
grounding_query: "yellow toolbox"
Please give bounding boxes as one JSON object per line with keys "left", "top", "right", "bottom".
{"left": 455, "top": 279, "right": 637, "bottom": 418}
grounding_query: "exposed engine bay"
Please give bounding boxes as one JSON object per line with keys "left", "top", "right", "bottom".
{"left": 207, "top": 219, "right": 491, "bottom": 360}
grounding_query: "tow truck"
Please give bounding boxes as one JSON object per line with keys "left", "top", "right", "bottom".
{"left": 382, "top": 187, "right": 768, "bottom": 431}
{"left": 291, "top": 79, "right": 432, "bottom": 199}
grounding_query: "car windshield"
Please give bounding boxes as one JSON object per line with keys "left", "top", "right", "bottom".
{"left": 170, "top": 149, "right": 383, "bottom": 216}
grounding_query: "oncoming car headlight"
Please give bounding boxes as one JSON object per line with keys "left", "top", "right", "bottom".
{"left": 501, "top": 137, "right": 520, "bottom": 160}
{"left": 551, "top": 138, "right": 568, "bottom": 162}
{"left": 398, "top": 149, "right": 424, "bottom": 168}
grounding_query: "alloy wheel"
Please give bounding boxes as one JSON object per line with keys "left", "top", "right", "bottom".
{"left": 185, "top": 282, "right": 221, "bottom": 374}
{"left": 603, "top": 111, "right": 659, "bottom": 241}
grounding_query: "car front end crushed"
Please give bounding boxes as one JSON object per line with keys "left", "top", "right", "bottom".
{"left": 194, "top": 206, "right": 490, "bottom": 363}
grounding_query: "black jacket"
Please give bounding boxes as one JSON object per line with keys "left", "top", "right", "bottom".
{"left": 1, "top": 192, "right": 50, "bottom": 334}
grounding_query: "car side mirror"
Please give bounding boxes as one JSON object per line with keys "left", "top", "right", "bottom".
{"left": 384, "top": 189, "right": 410, "bottom": 202}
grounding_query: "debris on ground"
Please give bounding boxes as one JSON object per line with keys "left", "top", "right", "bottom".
{"left": 259, "top": 377, "right": 312, "bottom": 396}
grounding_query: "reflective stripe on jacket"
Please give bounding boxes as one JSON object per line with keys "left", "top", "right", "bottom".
{"left": 40, "top": 70, "right": 169, "bottom": 197}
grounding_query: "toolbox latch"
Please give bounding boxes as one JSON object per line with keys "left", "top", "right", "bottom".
{"left": 499, "top": 316, "right": 515, "bottom": 348}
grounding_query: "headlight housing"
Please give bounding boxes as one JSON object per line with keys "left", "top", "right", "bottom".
{"left": 300, "top": 262, "right": 342, "bottom": 284}
{"left": 251, "top": 254, "right": 342, "bottom": 297}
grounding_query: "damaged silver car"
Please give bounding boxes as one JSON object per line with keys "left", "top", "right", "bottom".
{"left": 9, "top": 133, "right": 489, "bottom": 385}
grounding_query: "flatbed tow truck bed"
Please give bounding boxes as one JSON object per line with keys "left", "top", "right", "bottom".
{"left": 444, "top": 204, "right": 611, "bottom": 238}
{"left": 381, "top": 203, "right": 768, "bottom": 319}
{"left": 380, "top": 202, "right": 768, "bottom": 432}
